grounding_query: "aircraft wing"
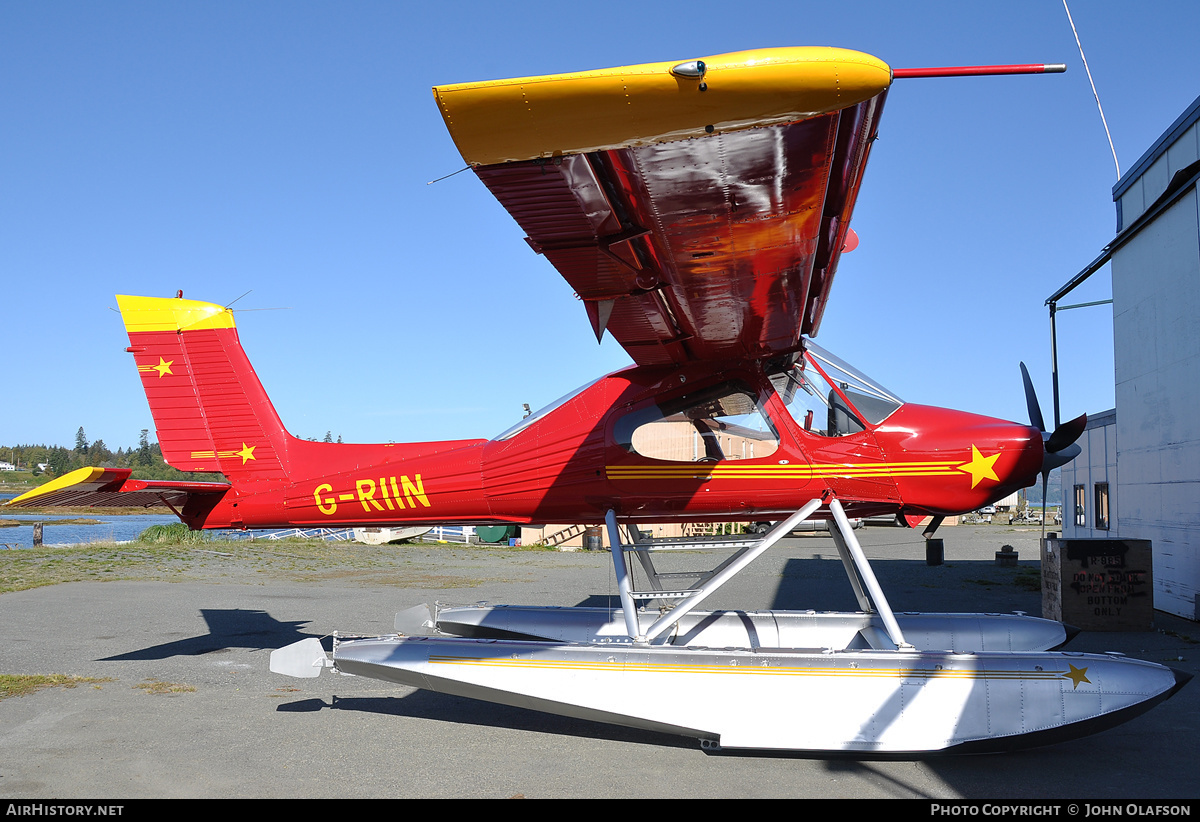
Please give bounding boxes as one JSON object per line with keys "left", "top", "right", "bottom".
{"left": 4, "top": 466, "right": 231, "bottom": 511}
{"left": 434, "top": 47, "right": 891, "bottom": 366}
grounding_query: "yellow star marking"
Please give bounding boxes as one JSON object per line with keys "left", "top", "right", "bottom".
{"left": 153, "top": 357, "right": 174, "bottom": 377}
{"left": 236, "top": 443, "right": 256, "bottom": 464}
{"left": 957, "top": 445, "right": 1001, "bottom": 488}
{"left": 1063, "top": 664, "right": 1090, "bottom": 689}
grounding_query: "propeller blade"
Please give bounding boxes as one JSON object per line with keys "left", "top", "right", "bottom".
{"left": 1046, "top": 412, "right": 1087, "bottom": 453}
{"left": 1019, "top": 362, "right": 1046, "bottom": 433}
{"left": 1041, "top": 471, "right": 1049, "bottom": 539}
{"left": 1042, "top": 441, "right": 1081, "bottom": 474}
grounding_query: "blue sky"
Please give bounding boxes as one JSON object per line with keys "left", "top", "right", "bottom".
{"left": 4, "top": 1, "right": 1199, "bottom": 449}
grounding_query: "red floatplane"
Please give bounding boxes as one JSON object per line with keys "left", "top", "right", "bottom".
{"left": 9, "top": 47, "right": 1187, "bottom": 754}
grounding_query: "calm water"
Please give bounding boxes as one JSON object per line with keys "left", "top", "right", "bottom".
{"left": 0, "top": 492, "right": 183, "bottom": 549}
{"left": 0, "top": 492, "right": 347, "bottom": 548}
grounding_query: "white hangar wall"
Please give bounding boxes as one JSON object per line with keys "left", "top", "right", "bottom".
{"left": 1110, "top": 186, "right": 1200, "bottom": 619}
{"left": 1062, "top": 95, "right": 1200, "bottom": 619}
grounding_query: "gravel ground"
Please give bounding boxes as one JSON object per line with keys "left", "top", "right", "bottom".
{"left": 0, "top": 525, "right": 1195, "bottom": 799}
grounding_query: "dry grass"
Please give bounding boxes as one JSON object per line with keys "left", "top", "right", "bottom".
{"left": 0, "top": 536, "right": 513, "bottom": 593}
{"left": 134, "top": 678, "right": 196, "bottom": 695}
{"left": 0, "top": 674, "right": 113, "bottom": 700}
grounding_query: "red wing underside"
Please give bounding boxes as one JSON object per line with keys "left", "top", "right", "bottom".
{"left": 475, "top": 93, "right": 885, "bottom": 366}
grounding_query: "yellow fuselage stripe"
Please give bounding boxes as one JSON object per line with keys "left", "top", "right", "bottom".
{"left": 605, "top": 462, "right": 964, "bottom": 480}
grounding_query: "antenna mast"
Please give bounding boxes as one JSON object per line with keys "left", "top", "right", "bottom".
{"left": 1063, "top": 0, "right": 1121, "bottom": 179}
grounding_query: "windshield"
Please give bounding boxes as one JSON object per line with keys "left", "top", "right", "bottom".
{"left": 805, "top": 342, "right": 903, "bottom": 414}
{"left": 771, "top": 341, "right": 903, "bottom": 436}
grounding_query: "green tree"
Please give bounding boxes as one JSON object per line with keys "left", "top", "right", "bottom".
{"left": 75, "top": 427, "right": 88, "bottom": 453}
{"left": 89, "top": 439, "right": 112, "bottom": 464}
{"left": 138, "top": 429, "right": 153, "bottom": 466}
{"left": 23, "top": 445, "right": 49, "bottom": 474}
{"left": 48, "top": 447, "right": 71, "bottom": 476}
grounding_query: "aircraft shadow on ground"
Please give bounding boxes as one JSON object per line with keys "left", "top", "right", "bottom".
{"left": 101, "top": 608, "right": 324, "bottom": 661}
{"left": 579, "top": 556, "right": 1043, "bottom": 615}
{"left": 769, "top": 556, "right": 1044, "bottom": 613}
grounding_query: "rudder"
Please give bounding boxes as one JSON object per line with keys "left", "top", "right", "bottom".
{"left": 117, "top": 294, "right": 292, "bottom": 482}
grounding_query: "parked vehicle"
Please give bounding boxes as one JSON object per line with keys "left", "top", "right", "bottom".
{"left": 750, "top": 518, "right": 864, "bottom": 534}
{"left": 961, "top": 512, "right": 993, "bottom": 524}
{"left": 1009, "top": 508, "right": 1042, "bottom": 525}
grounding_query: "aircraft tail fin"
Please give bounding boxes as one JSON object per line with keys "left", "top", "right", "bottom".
{"left": 117, "top": 294, "right": 293, "bottom": 482}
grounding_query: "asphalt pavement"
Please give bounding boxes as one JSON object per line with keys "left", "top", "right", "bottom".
{"left": 1, "top": 524, "right": 1196, "bottom": 799}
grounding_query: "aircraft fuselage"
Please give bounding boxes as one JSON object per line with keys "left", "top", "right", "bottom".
{"left": 179, "top": 354, "right": 1044, "bottom": 532}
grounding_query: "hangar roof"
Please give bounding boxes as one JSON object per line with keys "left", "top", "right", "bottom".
{"left": 1113, "top": 92, "right": 1200, "bottom": 232}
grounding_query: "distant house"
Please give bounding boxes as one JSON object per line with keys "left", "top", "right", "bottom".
{"left": 0, "top": 462, "right": 15, "bottom": 471}
{"left": 992, "top": 491, "right": 1020, "bottom": 512}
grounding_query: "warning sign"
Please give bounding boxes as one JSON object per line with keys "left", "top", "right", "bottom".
{"left": 1041, "top": 538, "right": 1152, "bottom": 630}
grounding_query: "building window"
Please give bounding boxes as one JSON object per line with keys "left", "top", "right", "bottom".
{"left": 1074, "top": 484, "right": 1086, "bottom": 527}
{"left": 1094, "top": 483, "right": 1110, "bottom": 531}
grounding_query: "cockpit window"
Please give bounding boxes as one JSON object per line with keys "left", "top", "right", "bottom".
{"left": 492, "top": 377, "right": 601, "bottom": 442}
{"left": 614, "top": 381, "right": 779, "bottom": 461}
{"left": 771, "top": 342, "right": 903, "bottom": 437}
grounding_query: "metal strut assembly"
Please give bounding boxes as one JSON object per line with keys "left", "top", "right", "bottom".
{"left": 605, "top": 500, "right": 823, "bottom": 643}
{"left": 604, "top": 508, "right": 640, "bottom": 639}
{"left": 605, "top": 497, "right": 911, "bottom": 649}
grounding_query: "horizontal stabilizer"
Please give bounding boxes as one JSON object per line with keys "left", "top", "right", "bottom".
{"left": 3, "top": 466, "right": 230, "bottom": 510}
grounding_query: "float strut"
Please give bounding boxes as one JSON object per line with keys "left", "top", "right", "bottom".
{"left": 830, "top": 523, "right": 872, "bottom": 613}
{"left": 639, "top": 498, "right": 825, "bottom": 643}
{"left": 604, "top": 509, "right": 642, "bottom": 640}
{"left": 829, "top": 498, "right": 912, "bottom": 649}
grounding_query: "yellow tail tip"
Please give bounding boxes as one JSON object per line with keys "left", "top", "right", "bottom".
{"left": 116, "top": 295, "right": 236, "bottom": 333}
